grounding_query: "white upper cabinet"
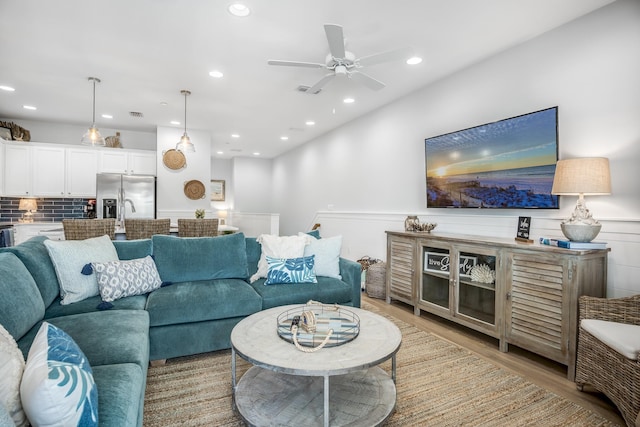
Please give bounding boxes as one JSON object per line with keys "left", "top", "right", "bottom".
{"left": 32, "top": 145, "right": 66, "bottom": 196}
{"left": 3, "top": 144, "right": 32, "bottom": 196}
{"left": 98, "top": 150, "right": 156, "bottom": 175}
{"left": 66, "top": 148, "right": 99, "bottom": 197}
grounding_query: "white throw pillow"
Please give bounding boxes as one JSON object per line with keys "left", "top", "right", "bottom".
{"left": 44, "top": 235, "right": 119, "bottom": 305}
{"left": 300, "top": 234, "right": 342, "bottom": 279}
{"left": 20, "top": 322, "right": 98, "bottom": 426}
{"left": 250, "top": 234, "right": 311, "bottom": 283}
{"left": 0, "top": 324, "right": 28, "bottom": 427}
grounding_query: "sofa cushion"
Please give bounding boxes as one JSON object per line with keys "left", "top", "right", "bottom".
{"left": 17, "top": 310, "right": 150, "bottom": 370}
{"left": 93, "top": 256, "right": 162, "bottom": 302}
{"left": 265, "top": 255, "right": 317, "bottom": 285}
{"left": 44, "top": 235, "right": 119, "bottom": 305}
{"left": 250, "top": 276, "right": 353, "bottom": 309}
{"left": 91, "top": 363, "right": 144, "bottom": 427}
{"left": 152, "top": 233, "right": 249, "bottom": 282}
{"left": 21, "top": 322, "right": 98, "bottom": 427}
{"left": 0, "top": 252, "right": 45, "bottom": 341}
{"left": 145, "top": 279, "right": 262, "bottom": 327}
{"left": 302, "top": 234, "right": 342, "bottom": 279}
{"left": 1, "top": 236, "right": 60, "bottom": 308}
{"left": 44, "top": 295, "right": 148, "bottom": 320}
{"left": 250, "top": 234, "right": 311, "bottom": 283}
{"left": 112, "top": 238, "right": 153, "bottom": 261}
{"left": 0, "top": 323, "right": 27, "bottom": 427}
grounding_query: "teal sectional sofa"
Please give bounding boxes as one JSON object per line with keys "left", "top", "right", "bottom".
{"left": 0, "top": 232, "right": 361, "bottom": 427}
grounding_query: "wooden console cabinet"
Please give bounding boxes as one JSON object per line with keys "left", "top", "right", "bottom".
{"left": 385, "top": 231, "right": 609, "bottom": 380}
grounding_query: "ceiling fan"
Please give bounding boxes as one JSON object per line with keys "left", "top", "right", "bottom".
{"left": 268, "top": 24, "right": 411, "bottom": 94}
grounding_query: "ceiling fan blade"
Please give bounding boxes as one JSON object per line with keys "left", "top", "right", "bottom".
{"left": 306, "top": 73, "right": 336, "bottom": 94}
{"left": 324, "top": 24, "right": 346, "bottom": 59}
{"left": 350, "top": 71, "right": 386, "bottom": 91}
{"left": 267, "top": 60, "right": 326, "bottom": 68}
{"left": 356, "top": 47, "right": 413, "bottom": 67}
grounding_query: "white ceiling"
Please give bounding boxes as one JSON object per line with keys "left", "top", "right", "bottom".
{"left": 0, "top": 0, "right": 615, "bottom": 159}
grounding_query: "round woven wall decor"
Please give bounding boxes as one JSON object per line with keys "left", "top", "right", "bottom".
{"left": 163, "top": 149, "right": 186, "bottom": 170}
{"left": 184, "top": 180, "right": 206, "bottom": 200}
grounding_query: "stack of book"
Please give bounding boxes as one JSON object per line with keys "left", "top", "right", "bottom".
{"left": 539, "top": 237, "right": 607, "bottom": 249}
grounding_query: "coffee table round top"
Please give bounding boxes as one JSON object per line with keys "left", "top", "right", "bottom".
{"left": 231, "top": 304, "right": 402, "bottom": 377}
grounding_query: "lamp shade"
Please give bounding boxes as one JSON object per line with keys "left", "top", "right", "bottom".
{"left": 18, "top": 198, "right": 37, "bottom": 211}
{"left": 551, "top": 157, "right": 611, "bottom": 195}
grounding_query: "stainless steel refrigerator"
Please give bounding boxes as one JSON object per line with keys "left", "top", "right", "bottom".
{"left": 96, "top": 173, "right": 156, "bottom": 222}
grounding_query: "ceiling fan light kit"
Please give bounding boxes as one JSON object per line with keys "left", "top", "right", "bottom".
{"left": 268, "top": 24, "right": 411, "bottom": 94}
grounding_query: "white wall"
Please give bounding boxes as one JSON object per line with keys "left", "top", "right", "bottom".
{"left": 271, "top": 0, "right": 640, "bottom": 297}
{"left": 0, "top": 118, "right": 157, "bottom": 150}
{"left": 232, "top": 157, "right": 273, "bottom": 213}
{"left": 156, "top": 126, "right": 211, "bottom": 221}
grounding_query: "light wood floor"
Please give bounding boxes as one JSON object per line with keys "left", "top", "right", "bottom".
{"left": 363, "top": 294, "right": 626, "bottom": 426}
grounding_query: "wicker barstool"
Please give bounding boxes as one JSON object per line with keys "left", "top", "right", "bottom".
{"left": 62, "top": 219, "right": 116, "bottom": 240}
{"left": 177, "top": 219, "right": 219, "bottom": 237}
{"left": 575, "top": 295, "right": 640, "bottom": 427}
{"left": 124, "top": 218, "right": 171, "bottom": 240}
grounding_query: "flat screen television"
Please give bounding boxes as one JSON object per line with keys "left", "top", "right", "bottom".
{"left": 425, "top": 107, "right": 559, "bottom": 209}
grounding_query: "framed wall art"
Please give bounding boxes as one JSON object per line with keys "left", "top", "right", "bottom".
{"left": 211, "top": 180, "right": 225, "bottom": 201}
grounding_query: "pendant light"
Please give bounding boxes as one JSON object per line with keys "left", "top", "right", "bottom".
{"left": 176, "top": 89, "right": 195, "bottom": 152}
{"left": 81, "top": 77, "right": 106, "bottom": 146}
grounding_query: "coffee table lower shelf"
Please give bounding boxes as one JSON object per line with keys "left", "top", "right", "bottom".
{"left": 234, "top": 365, "right": 396, "bottom": 427}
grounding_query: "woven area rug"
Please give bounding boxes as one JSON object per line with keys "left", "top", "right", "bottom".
{"left": 143, "top": 303, "right": 617, "bottom": 426}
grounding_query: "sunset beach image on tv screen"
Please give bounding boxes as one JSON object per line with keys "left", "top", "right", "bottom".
{"left": 425, "top": 107, "right": 559, "bottom": 209}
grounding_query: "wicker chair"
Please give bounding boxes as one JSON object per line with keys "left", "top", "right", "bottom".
{"left": 177, "top": 219, "right": 219, "bottom": 237}
{"left": 575, "top": 295, "right": 640, "bottom": 427}
{"left": 124, "top": 218, "right": 171, "bottom": 240}
{"left": 62, "top": 219, "right": 116, "bottom": 240}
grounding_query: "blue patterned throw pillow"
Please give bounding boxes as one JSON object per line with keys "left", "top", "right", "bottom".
{"left": 265, "top": 255, "right": 317, "bottom": 285}
{"left": 20, "top": 322, "right": 98, "bottom": 426}
{"left": 92, "top": 255, "right": 162, "bottom": 302}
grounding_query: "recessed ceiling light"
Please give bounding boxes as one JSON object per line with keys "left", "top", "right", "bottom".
{"left": 159, "top": 101, "right": 168, "bottom": 106}
{"left": 170, "top": 120, "right": 180, "bottom": 125}
{"left": 406, "top": 56, "right": 423, "bottom": 65}
{"left": 253, "top": 152, "right": 260, "bottom": 156}
{"left": 231, "top": 133, "right": 240, "bottom": 138}
{"left": 101, "top": 114, "right": 113, "bottom": 119}
{"left": 0, "top": 85, "right": 15, "bottom": 92}
{"left": 280, "top": 136, "right": 288, "bottom": 140}
{"left": 23, "top": 105, "right": 37, "bottom": 110}
{"left": 209, "top": 70, "right": 224, "bottom": 78}
{"left": 343, "top": 97, "right": 355, "bottom": 104}
{"left": 216, "top": 151, "right": 224, "bottom": 155}
{"left": 305, "top": 120, "right": 315, "bottom": 126}
{"left": 228, "top": 3, "right": 250, "bottom": 17}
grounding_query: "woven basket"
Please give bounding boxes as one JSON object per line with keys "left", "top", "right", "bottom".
{"left": 365, "top": 262, "right": 386, "bottom": 299}
{"left": 124, "top": 219, "right": 170, "bottom": 240}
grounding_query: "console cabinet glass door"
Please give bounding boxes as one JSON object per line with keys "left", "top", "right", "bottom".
{"left": 456, "top": 248, "right": 497, "bottom": 326}
{"left": 420, "top": 244, "right": 451, "bottom": 312}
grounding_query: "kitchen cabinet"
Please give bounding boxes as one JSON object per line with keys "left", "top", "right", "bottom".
{"left": 32, "top": 146, "right": 66, "bottom": 196}
{"left": 13, "top": 222, "right": 64, "bottom": 245}
{"left": 3, "top": 144, "right": 32, "bottom": 196}
{"left": 66, "top": 149, "right": 98, "bottom": 197}
{"left": 99, "top": 150, "right": 155, "bottom": 175}
{"left": 385, "top": 231, "right": 608, "bottom": 380}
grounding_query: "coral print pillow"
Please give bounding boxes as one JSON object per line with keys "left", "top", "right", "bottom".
{"left": 20, "top": 322, "right": 98, "bottom": 427}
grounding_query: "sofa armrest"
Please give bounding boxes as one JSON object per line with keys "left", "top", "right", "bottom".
{"left": 339, "top": 258, "right": 362, "bottom": 308}
{"left": 579, "top": 295, "right": 640, "bottom": 325}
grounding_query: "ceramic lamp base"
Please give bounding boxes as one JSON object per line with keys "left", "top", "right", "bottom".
{"left": 560, "top": 223, "right": 601, "bottom": 242}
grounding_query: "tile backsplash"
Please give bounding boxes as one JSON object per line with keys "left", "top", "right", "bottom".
{"left": 0, "top": 197, "right": 91, "bottom": 223}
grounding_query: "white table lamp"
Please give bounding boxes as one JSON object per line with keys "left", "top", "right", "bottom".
{"left": 551, "top": 157, "right": 611, "bottom": 242}
{"left": 19, "top": 198, "right": 38, "bottom": 223}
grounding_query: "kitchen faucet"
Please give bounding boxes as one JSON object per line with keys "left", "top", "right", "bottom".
{"left": 117, "top": 188, "right": 136, "bottom": 224}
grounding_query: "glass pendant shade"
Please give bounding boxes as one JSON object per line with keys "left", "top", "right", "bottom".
{"left": 81, "top": 77, "right": 106, "bottom": 147}
{"left": 176, "top": 90, "right": 195, "bottom": 152}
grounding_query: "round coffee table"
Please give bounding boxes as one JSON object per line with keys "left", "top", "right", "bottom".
{"left": 231, "top": 304, "right": 402, "bottom": 427}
